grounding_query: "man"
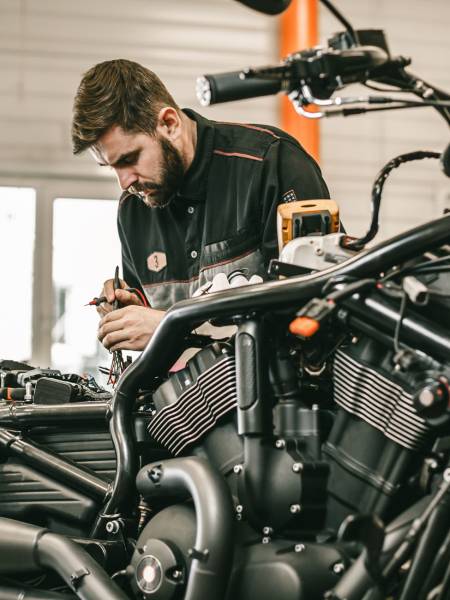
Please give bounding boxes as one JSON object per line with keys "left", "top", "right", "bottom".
{"left": 71, "top": 59, "right": 330, "bottom": 352}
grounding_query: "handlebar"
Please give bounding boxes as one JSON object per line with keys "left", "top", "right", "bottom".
{"left": 197, "top": 29, "right": 450, "bottom": 124}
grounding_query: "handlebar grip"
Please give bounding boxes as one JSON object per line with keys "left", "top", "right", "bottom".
{"left": 196, "top": 71, "right": 282, "bottom": 106}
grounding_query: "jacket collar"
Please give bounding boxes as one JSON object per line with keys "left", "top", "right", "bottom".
{"left": 175, "top": 109, "right": 215, "bottom": 202}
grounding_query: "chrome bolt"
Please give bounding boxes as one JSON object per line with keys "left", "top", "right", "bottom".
{"left": 292, "top": 462, "right": 303, "bottom": 473}
{"left": 275, "top": 439, "right": 286, "bottom": 449}
{"left": 24, "top": 382, "right": 33, "bottom": 402}
{"left": 262, "top": 536, "right": 270, "bottom": 544}
{"left": 262, "top": 526, "right": 273, "bottom": 535}
{"left": 290, "top": 504, "right": 301, "bottom": 514}
{"left": 236, "top": 504, "right": 243, "bottom": 514}
{"left": 172, "top": 569, "right": 182, "bottom": 580}
{"left": 332, "top": 562, "right": 345, "bottom": 575}
{"left": 236, "top": 513, "right": 242, "bottom": 521}
{"left": 233, "top": 464, "right": 243, "bottom": 474}
{"left": 106, "top": 520, "right": 120, "bottom": 534}
{"left": 294, "top": 543, "right": 305, "bottom": 553}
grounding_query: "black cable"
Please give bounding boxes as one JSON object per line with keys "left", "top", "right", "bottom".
{"left": 383, "top": 255, "right": 450, "bottom": 282}
{"left": 343, "top": 151, "right": 441, "bottom": 250}
{"left": 319, "top": 0, "right": 359, "bottom": 45}
{"left": 333, "top": 103, "right": 450, "bottom": 119}
{"left": 364, "top": 82, "right": 417, "bottom": 94}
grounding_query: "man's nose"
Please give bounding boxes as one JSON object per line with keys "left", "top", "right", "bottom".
{"left": 116, "top": 167, "right": 137, "bottom": 192}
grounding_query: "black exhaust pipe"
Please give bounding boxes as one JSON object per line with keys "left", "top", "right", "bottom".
{"left": 137, "top": 457, "right": 234, "bottom": 600}
{"left": 0, "top": 517, "right": 128, "bottom": 600}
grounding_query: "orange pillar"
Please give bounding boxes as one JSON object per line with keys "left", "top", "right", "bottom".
{"left": 280, "top": 0, "right": 320, "bottom": 162}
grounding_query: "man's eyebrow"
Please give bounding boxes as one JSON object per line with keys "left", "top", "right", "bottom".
{"left": 109, "top": 149, "right": 140, "bottom": 168}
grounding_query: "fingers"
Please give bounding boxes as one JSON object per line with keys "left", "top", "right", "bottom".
{"left": 98, "top": 308, "right": 126, "bottom": 341}
{"left": 96, "top": 278, "right": 136, "bottom": 317}
{"left": 102, "top": 278, "right": 127, "bottom": 304}
{"left": 98, "top": 306, "right": 165, "bottom": 352}
{"left": 115, "top": 288, "right": 144, "bottom": 306}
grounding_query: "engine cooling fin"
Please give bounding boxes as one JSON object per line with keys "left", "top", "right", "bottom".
{"left": 333, "top": 348, "right": 431, "bottom": 451}
{"left": 148, "top": 353, "right": 237, "bottom": 455}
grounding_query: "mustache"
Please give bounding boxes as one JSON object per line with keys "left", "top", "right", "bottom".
{"left": 129, "top": 182, "right": 163, "bottom": 194}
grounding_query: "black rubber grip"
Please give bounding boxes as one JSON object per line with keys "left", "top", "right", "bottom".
{"left": 235, "top": 0, "right": 291, "bottom": 15}
{"left": 196, "top": 71, "right": 281, "bottom": 106}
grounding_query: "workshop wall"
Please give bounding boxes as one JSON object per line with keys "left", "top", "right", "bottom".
{"left": 0, "top": 0, "right": 278, "bottom": 181}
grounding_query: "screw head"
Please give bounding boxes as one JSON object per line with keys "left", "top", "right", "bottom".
{"left": 332, "top": 562, "right": 345, "bottom": 575}
{"left": 290, "top": 504, "right": 301, "bottom": 514}
{"left": 294, "top": 543, "right": 305, "bottom": 553}
{"left": 236, "top": 504, "right": 243, "bottom": 514}
{"left": 262, "top": 526, "right": 273, "bottom": 535}
{"left": 172, "top": 569, "right": 182, "bottom": 580}
{"left": 292, "top": 462, "right": 303, "bottom": 473}
{"left": 275, "top": 439, "right": 286, "bottom": 449}
{"left": 236, "top": 513, "right": 242, "bottom": 521}
{"left": 233, "top": 464, "right": 243, "bottom": 474}
{"left": 106, "top": 520, "right": 119, "bottom": 534}
{"left": 262, "top": 536, "right": 270, "bottom": 544}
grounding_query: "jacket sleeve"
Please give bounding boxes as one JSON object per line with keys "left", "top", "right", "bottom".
{"left": 259, "top": 138, "right": 330, "bottom": 265}
{"left": 117, "top": 209, "right": 145, "bottom": 295}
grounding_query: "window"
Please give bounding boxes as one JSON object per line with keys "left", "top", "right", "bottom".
{"left": 51, "top": 198, "right": 121, "bottom": 380}
{"left": 0, "top": 187, "right": 36, "bottom": 361}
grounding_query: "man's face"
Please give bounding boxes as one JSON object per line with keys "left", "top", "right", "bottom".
{"left": 92, "top": 125, "right": 185, "bottom": 208}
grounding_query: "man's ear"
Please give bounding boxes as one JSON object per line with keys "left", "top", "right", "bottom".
{"left": 156, "top": 107, "right": 182, "bottom": 141}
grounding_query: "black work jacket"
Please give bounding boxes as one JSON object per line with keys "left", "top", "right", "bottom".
{"left": 118, "top": 109, "right": 330, "bottom": 309}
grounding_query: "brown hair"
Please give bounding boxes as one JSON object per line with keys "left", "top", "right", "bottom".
{"left": 71, "top": 59, "right": 179, "bottom": 154}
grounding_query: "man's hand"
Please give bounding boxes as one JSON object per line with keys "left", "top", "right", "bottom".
{"left": 98, "top": 306, "right": 166, "bottom": 351}
{"left": 96, "top": 278, "right": 144, "bottom": 317}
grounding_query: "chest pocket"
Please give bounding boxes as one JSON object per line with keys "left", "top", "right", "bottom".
{"left": 201, "top": 227, "right": 260, "bottom": 269}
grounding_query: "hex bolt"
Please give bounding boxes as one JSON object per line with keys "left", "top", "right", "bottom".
{"left": 106, "top": 520, "right": 120, "bottom": 534}
{"left": 292, "top": 462, "right": 303, "bottom": 473}
{"left": 275, "top": 439, "right": 286, "bottom": 449}
{"left": 290, "top": 504, "right": 301, "bottom": 514}
{"left": 148, "top": 466, "right": 162, "bottom": 483}
{"left": 233, "top": 464, "right": 243, "bottom": 474}
{"left": 294, "top": 544, "right": 305, "bottom": 553}
{"left": 332, "top": 562, "right": 345, "bottom": 575}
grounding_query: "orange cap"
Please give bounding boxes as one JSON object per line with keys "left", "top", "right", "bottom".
{"left": 289, "top": 316, "right": 320, "bottom": 338}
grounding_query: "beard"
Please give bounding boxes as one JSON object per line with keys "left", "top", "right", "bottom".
{"left": 133, "top": 137, "right": 185, "bottom": 209}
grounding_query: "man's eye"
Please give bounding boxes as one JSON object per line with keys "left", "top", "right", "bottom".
{"left": 120, "top": 153, "right": 139, "bottom": 166}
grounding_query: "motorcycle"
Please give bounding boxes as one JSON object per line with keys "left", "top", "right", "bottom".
{"left": 0, "top": 1, "right": 449, "bottom": 598}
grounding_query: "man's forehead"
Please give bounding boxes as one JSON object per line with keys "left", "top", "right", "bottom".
{"left": 91, "top": 125, "right": 138, "bottom": 165}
